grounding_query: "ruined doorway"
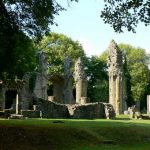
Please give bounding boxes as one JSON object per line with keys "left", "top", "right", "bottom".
{"left": 47, "top": 82, "right": 53, "bottom": 96}
{"left": 5, "top": 90, "right": 17, "bottom": 109}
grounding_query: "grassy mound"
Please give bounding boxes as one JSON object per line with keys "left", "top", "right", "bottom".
{"left": 0, "top": 116, "right": 150, "bottom": 150}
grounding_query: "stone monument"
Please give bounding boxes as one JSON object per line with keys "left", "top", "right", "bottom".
{"left": 107, "top": 40, "right": 124, "bottom": 114}
{"left": 74, "top": 57, "right": 87, "bottom": 104}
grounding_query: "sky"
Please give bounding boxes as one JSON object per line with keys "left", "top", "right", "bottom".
{"left": 51, "top": 0, "right": 150, "bottom": 56}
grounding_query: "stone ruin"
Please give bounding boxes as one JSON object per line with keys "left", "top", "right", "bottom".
{"left": 107, "top": 40, "right": 125, "bottom": 114}
{"left": 74, "top": 57, "right": 88, "bottom": 104}
{"left": 0, "top": 43, "right": 119, "bottom": 119}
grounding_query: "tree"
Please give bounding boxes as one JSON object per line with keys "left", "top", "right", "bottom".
{"left": 85, "top": 56, "right": 109, "bottom": 102}
{"left": 123, "top": 56, "right": 134, "bottom": 107}
{"left": 37, "top": 32, "right": 85, "bottom": 75}
{"left": 1, "top": 0, "right": 78, "bottom": 38}
{"left": 0, "top": 30, "right": 37, "bottom": 80}
{"left": 119, "top": 44, "right": 150, "bottom": 108}
{"left": 101, "top": 0, "right": 150, "bottom": 33}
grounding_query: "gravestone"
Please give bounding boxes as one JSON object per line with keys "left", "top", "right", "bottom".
{"left": 74, "top": 57, "right": 87, "bottom": 104}
{"left": 107, "top": 40, "right": 125, "bottom": 114}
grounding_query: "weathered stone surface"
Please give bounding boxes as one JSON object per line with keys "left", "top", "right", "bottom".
{"left": 37, "top": 50, "right": 48, "bottom": 77}
{"left": 21, "top": 110, "right": 40, "bottom": 118}
{"left": 48, "top": 96, "right": 56, "bottom": 102}
{"left": 33, "top": 73, "right": 48, "bottom": 100}
{"left": 10, "top": 114, "right": 24, "bottom": 119}
{"left": 147, "top": 95, "right": 150, "bottom": 114}
{"left": 63, "top": 56, "right": 75, "bottom": 104}
{"left": 48, "top": 75, "right": 64, "bottom": 103}
{"left": 80, "top": 97, "right": 90, "bottom": 105}
{"left": 21, "top": 73, "right": 33, "bottom": 110}
{"left": 107, "top": 40, "right": 125, "bottom": 114}
{"left": 36, "top": 98, "right": 70, "bottom": 118}
{"left": 103, "top": 103, "right": 116, "bottom": 119}
{"left": 67, "top": 102, "right": 110, "bottom": 119}
{"left": 74, "top": 57, "right": 87, "bottom": 104}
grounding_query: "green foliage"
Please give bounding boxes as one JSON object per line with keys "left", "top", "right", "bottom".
{"left": 85, "top": 56, "right": 109, "bottom": 102}
{"left": 101, "top": 0, "right": 150, "bottom": 33}
{"left": 123, "top": 56, "right": 134, "bottom": 106}
{"left": 119, "top": 44, "right": 150, "bottom": 107}
{"left": 0, "top": 30, "right": 37, "bottom": 80}
{"left": 1, "top": 0, "right": 78, "bottom": 38}
{"left": 37, "top": 32, "right": 85, "bottom": 75}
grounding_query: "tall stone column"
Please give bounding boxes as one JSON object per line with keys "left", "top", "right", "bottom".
{"left": 107, "top": 40, "right": 125, "bottom": 114}
{"left": 63, "top": 56, "right": 75, "bottom": 104}
{"left": 74, "top": 57, "right": 87, "bottom": 104}
{"left": 16, "top": 94, "right": 19, "bottom": 114}
{"left": 147, "top": 95, "right": 150, "bottom": 114}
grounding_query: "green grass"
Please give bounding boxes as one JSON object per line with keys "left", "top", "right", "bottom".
{"left": 0, "top": 116, "right": 150, "bottom": 150}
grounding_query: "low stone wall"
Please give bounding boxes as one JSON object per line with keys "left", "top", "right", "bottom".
{"left": 0, "top": 109, "right": 15, "bottom": 118}
{"left": 67, "top": 102, "right": 105, "bottom": 119}
{"left": 0, "top": 111, "right": 5, "bottom": 118}
{"left": 67, "top": 102, "right": 115, "bottom": 119}
{"left": 19, "top": 98, "right": 115, "bottom": 119}
{"left": 36, "top": 98, "right": 70, "bottom": 118}
{"left": 21, "top": 110, "right": 40, "bottom": 118}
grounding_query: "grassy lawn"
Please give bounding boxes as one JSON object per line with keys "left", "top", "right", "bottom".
{"left": 0, "top": 116, "right": 150, "bottom": 150}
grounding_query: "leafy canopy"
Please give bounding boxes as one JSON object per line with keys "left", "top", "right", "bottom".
{"left": 37, "top": 32, "right": 85, "bottom": 75}
{"left": 119, "top": 44, "right": 150, "bottom": 103}
{"left": 101, "top": 0, "right": 150, "bottom": 32}
{"left": 1, "top": 0, "right": 78, "bottom": 38}
{"left": 85, "top": 56, "right": 109, "bottom": 102}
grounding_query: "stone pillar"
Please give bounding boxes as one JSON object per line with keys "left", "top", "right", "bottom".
{"left": 107, "top": 40, "right": 124, "bottom": 114}
{"left": 116, "top": 76, "right": 120, "bottom": 114}
{"left": 74, "top": 57, "right": 87, "bottom": 104}
{"left": 63, "top": 56, "right": 75, "bottom": 104}
{"left": 80, "top": 97, "right": 90, "bottom": 105}
{"left": 147, "top": 95, "right": 150, "bottom": 114}
{"left": 16, "top": 94, "right": 19, "bottom": 114}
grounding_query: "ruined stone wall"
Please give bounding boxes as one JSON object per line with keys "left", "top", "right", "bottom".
{"left": 67, "top": 102, "right": 105, "bottom": 119}
{"left": 21, "top": 73, "right": 33, "bottom": 110}
{"left": 33, "top": 73, "right": 48, "bottom": 100}
{"left": 21, "top": 110, "right": 40, "bottom": 118}
{"left": 67, "top": 102, "right": 115, "bottom": 119}
{"left": 21, "top": 98, "right": 115, "bottom": 119}
{"left": 36, "top": 98, "right": 70, "bottom": 118}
